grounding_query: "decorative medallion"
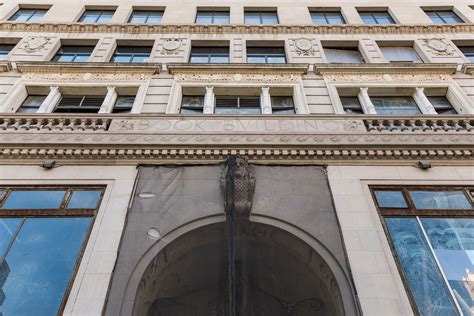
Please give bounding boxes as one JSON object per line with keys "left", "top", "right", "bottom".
{"left": 161, "top": 38, "right": 181, "bottom": 55}
{"left": 422, "top": 38, "right": 455, "bottom": 56}
{"left": 294, "top": 38, "right": 315, "bottom": 56}
{"left": 22, "top": 36, "right": 51, "bottom": 53}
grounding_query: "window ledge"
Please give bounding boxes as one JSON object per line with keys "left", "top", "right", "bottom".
{"left": 0, "top": 61, "right": 12, "bottom": 72}
{"left": 167, "top": 63, "right": 308, "bottom": 75}
{"left": 15, "top": 61, "right": 161, "bottom": 74}
{"left": 314, "top": 63, "right": 458, "bottom": 75}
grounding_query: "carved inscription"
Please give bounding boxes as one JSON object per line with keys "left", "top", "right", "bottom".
{"left": 109, "top": 119, "right": 365, "bottom": 134}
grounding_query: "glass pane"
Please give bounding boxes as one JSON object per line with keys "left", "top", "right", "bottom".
{"left": 80, "top": 12, "right": 99, "bottom": 23}
{"left": 215, "top": 107, "right": 261, "bottom": 115}
{"left": 213, "top": 13, "right": 229, "bottom": 24}
{"left": 261, "top": 12, "right": 278, "bottom": 24}
{"left": 189, "top": 55, "right": 210, "bottom": 63}
{"left": 326, "top": 13, "right": 345, "bottom": 24}
{"left": 247, "top": 55, "right": 266, "bottom": 63}
{"left": 0, "top": 218, "right": 21, "bottom": 255}
{"left": 374, "top": 190, "right": 408, "bottom": 208}
{"left": 209, "top": 55, "right": 229, "bottom": 63}
{"left": 311, "top": 13, "right": 328, "bottom": 24}
{"left": 267, "top": 55, "right": 286, "bottom": 63}
{"left": 381, "top": 47, "right": 422, "bottom": 63}
{"left": 428, "top": 96, "right": 456, "bottom": 115}
{"left": 22, "top": 95, "right": 45, "bottom": 107}
{"left": 97, "top": 12, "right": 113, "bottom": 23}
{"left": 422, "top": 218, "right": 474, "bottom": 315}
{"left": 385, "top": 217, "right": 459, "bottom": 315}
{"left": 131, "top": 55, "right": 149, "bottom": 63}
{"left": 112, "top": 55, "right": 131, "bottom": 63}
{"left": 67, "top": 190, "right": 102, "bottom": 209}
{"left": 129, "top": 14, "right": 147, "bottom": 23}
{"left": 0, "top": 217, "right": 91, "bottom": 315}
{"left": 325, "top": 48, "right": 364, "bottom": 63}
{"left": 1, "top": 190, "right": 66, "bottom": 209}
{"left": 360, "top": 13, "right": 377, "bottom": 25}
{"left": 409, "top": 190, "right": 472, "bottom": 210}
{"left": 244, "top": 12, "right": 262, "bottom": 24}
{"left": 372, "top": 97, "right": 421, "bottom": 115}
{"left": 196, "top": 12, "right": 213, "bottom": 24}
{"left": 182, "top": 96, "right": 204, "bottom": 108}
{"left": 73, "top": 55, "right": 90, "bottom": 62}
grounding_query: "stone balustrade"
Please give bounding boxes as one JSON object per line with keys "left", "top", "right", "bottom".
{"left": 0, "top": 117, "right": 111, "bottom": 131}
{"left": 364, "top": 117, "right": 473, "bottom": 132}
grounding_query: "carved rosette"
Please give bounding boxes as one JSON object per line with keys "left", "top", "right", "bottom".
{"left": 160, "top": 38, "right": 181, "bottom": 55}
{"left": 293, "top": 38, "right": 315, "bottom": 56}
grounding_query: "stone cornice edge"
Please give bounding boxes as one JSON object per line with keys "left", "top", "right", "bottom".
{"left": 15, "top": 61, "right": 161, "bottom": 74}
{"left": 167, "top": 63, "right": 308, "bottom": 75}
{"left": 315, "top": 63, "right": 458, "bottom": 75}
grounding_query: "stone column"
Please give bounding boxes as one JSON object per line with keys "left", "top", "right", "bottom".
{"left": 413, "top": 88, "right": 437, "bottom": 114}
{"left": 99, "top": 87, "right": 118, "bottom": 113}
{"left": 37, "top": 86, "right": 61, "bottom": 113}
{"left": 260, "top": 87, "right": 272, "bottom": 114}
{"left": 358, "top": 87, "right": 376, "bottom": 114}
{"left": 203, "top": 86, "right": 215, "bottom": 114}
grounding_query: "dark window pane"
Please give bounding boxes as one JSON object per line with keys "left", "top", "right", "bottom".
{"left": 385, "top": 218, "right": 459, "bottom": 316}
{"left": 421, "top": 218, "right": 474, "bottom": 315}
{"left": 371, "top": 97, "right": 421, "bottom": 115}
{"left": 427, "top": 96, "right": 456, "bottom": 115}
{"left": 0, "top": 218, "right": 91, "bottom": 315}
{"left": 0, "top": 218, "right": 21, "bottom": 255}
{"left": 409, "top": 190, "right": 472, "bottom": 210}
{"left": 2, "top": 190, "right": 66, "bottom": 209}
{"left": 0, "top": 44, "right": 14, "bottom": 60}
{"left": 459, "top": 46, "right": 474, "bottom": 62}
{"left": 341, "top": 97, "right": 364, "bottom": 114}
{"left": 374, "top": 190, "right": 408, "bottom": 208}
{"left": 67, "top": 190, "right": 102, "bottom": 209}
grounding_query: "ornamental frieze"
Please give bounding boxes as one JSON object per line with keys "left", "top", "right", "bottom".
{"left": 325, "top": 74, "right": 452, "bottom": 84}
{"left": 174, "top": 73, "right": 300, "bottom": 84}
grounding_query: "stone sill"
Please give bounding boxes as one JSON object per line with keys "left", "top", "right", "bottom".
{"left": 315, "top": 63, "right": 458, "bottom": 75}
{"left": 167, "top": 63, "right": 308, "bottom": 74}
{"left": 0, "top": 22, "right": 473, "bottom": 35}
{"left": 15, "top": 61, "right": 162, "bottom": 74}
{"left": 462, "top": 64, "right": 474, "bottom": 75}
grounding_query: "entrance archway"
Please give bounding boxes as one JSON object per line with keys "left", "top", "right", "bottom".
{"left": 133, "top": 221, "right": 349, "bottom": 316}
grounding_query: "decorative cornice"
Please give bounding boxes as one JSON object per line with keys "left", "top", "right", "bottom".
{"left": 0, "top": 22, "right": 473, "bottom": 35}
{"left": 15, "top": 61, "right": 161, "bottom": 74}
{"left": 0, "top": 61, "right": 11, "bottom": 72}
{"left": 167, "top": 63, "right": 308, "bottom": 75}
{"left": 463, "top": 64, "right": 474, "bottom": 75}
{"left": 315, "top": 63, "right": 458, "bottom": 76}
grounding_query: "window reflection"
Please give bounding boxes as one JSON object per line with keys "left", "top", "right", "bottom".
{"left": 67, "top": 190, "right": 102, "bottom": 209}
{"left": 410, "top": 191, "right": 472, "bottom": 210}
{"left": 374, "top": 190, "right": 408, "bottom": 208}
{"left": 1, "top": 190, "right": 66, "bottom": 209}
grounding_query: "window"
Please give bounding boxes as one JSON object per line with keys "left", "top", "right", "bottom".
{"left": 195, "top": 10, "right": 229, "bottom": 24}
{"left": 113, "top": 96, "right": 135, "bottom": 113}
{"left": 310, "top": 11, "right": 345, "bottom": 24}
{"left": 129, "top": 10, "right": 163, "bottom": 23}
{"left": 359, "top": 11, "right": 395, "bottom": 24}
{"left": 52, "top": 46, "right": 94, "bottom": 62}
{"left": 371, "top": 97, "right": 422, "bottom": 115}
{"left": 341, "top": 97, "right": 363, "bottom": 114}
{"left": 244, "top": 11, "right": 278, "bottom": 25}
{"left": 372, "top": 186, "right": 473, "bottom": 316}
{"left": 53, "top": 95, "right": 106, "bottom": 113}
{"left": 9, "top": 9, "right": 47, "bottom": 22}
{"left": 79, "top": 10, "right": 114, "bottom": 23}
{"left": 180, "top": 96, "right": 204, "bottom": 114}
{"left": 247, "top": 46, "right": 286, "bottom": 63}
{"left": 111, "top": 46, "right": 151, "bottom": 63}
{"left": 427, "top": 96, "right": 456, "bottom": 114}
{"left": 380, "top": 46, "right": 422, "bottom": 63}
{"left": 215, "top": 96, "right": 261, "bottom": 114}
{"left": 271, "top": 96, "right": 295, "bottom": 114}
{"left": 0, "top": 44, "right": 14, "bottom": 60}
{"left": 324, "top": 47, "right": 364, "bottom": 63}
{"left": 189, "top": 46, "right": 229, "bottom": 63}
{"left": 458, "top": 46, "right": 474, "bottom": 63}
{"left": 425, "top": 10, "right": 463, "bottom": 24}
{"left": 17, "top": 95, "right": 46, "bottom": 113}
{"left": 0, "top": 186, "right": 103, "bottom": 315}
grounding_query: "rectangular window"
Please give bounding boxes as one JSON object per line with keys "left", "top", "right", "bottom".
{"left": 129, "top": 10, "right": 163, "bottom": 23}
{"left": 271, "top": 96, "right": 295, "bottom": 115}
{"left": 324, "top": 47, "right": 364, "bottom": 63}
{"left": 425, "top": 10, "right": 463, "bottom": 24}
{"left": 180, "top": 96, "right": 204, "bottom": 115}
{"left": 17, "top": 95, "right": 46, "bottom": 113}
{"left": 189, "top": 46, "right": 229, "bottom": 63}
{"left": 112, "top": 96, "right": 135, "bottom": 113}
{"left": 371, "top": 186, "right": 473, "bottom": 316}
{"left": 244, "top": 11, "right": 278, "bottom": 25}
{"left": 9, "top": 9, "right": 47, "bottom": 22}
{"left": 111, "top": 46, "right": 151, "bottom": 63}
{"left": 79, "top": 10, "right": 114, "bottom": 23}
{"left": 195, "top": 10, "right": 229, "bottom": 24}
{"left": 371, "top": 96, "right": 421, "bottom": 115}
{"left": 53, "top": 95, "right": 105, "bottom": 113}
{"left": 458, "top": 46, "right": 474, "bottom": 63}
{"left": 52, "top": 46, "right": 95, "bottom": 62}
{"left": 341, "top": 97, "right": 364, "bottom": 114}
{"left": 247, "top": 46, "right": 286, "bottom": 63}
{"left": 310, "top": 11, "right": 345, "bottom": 24}
{"left": 359, "top": 11, "right": 395, "bottom": 24}
{"left": 215, "top": 96, "right": 261, "bottom": 115}
{"left": 380, "top": 46, "right": 423, "bottom": 63}
{"left": 0, "top": 186, "right": 104, "bottom": 315}
{"left": 0, "top": 44, "right": 14, "bottom": 60}
{"left": 427, "top": 96, "right": 457, "bottom": 115}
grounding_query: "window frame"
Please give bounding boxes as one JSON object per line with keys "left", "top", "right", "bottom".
{"left": 9, "top": 8, "right": 47, "bottom": 22}
{"left": 0, "top": 185, "right": 105, "bottom": 313}
{"left": 195, "top": 10, "right": 230, "bottom": 24}
{"left": 79, "top": 10, "right": 115, "bottom": 23}
{"left": 359, "top": 10, "right": 395, "bottom": 25}
{"left": 244, "top": 10, "right": 279, "bottom": 25}
{"left": 425, "top": 10, "right": 464, "bottom": 24}
{"left": 111, "top": 46, "right": 152, "bottom": 63}
{"left": 310, "top": 11, "right": 346, "bottom": 25}
{"left": 189, "top": 46, "right": 230, "bottom": 63}
{"left": 246, "top": 46, "right": 286, "bottom": 64}
{"left": 52, "top": 45, "right": 95, "bottom": 63}
{"left": 371, "top": 185, "right": 474, "bottom": 315}
{"left": 128, "top": 10, "right": 163, "bottom": 24}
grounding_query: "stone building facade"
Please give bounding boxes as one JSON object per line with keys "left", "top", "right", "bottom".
{"left": 0, "top": 0, "right": 473, "bottom": 315}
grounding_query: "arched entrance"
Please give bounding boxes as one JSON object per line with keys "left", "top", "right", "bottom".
{"left": 133, "top": 221, "right": 348, "bottom": 316}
